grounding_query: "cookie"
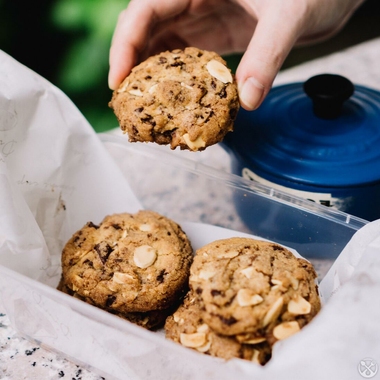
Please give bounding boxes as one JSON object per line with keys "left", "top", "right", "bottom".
{"left": 109, "top": 47, "right": 240, "bottom": 151}
{"left": 189, "top": 237, "right": 321, "bottom": 343}
{"left": 165, "top": 291, "right": 271, "bottom": 365}
{"left": 58, "top": 279, "right": 171, "bottom": 330}
{"left": 60, "top": 210, "right": 193, "bottom": 314}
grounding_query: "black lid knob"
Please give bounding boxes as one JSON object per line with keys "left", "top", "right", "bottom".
{"left": 303, "top": 74, "right": 354, "bottom": 119}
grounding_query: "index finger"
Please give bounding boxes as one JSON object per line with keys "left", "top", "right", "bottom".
{"left": 236, "top": 4, "right": 302, "bottom": 110}
{"left": 108, "top": 0, "right": 190, "bottom": 90}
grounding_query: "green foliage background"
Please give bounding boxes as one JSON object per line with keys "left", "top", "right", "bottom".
{"left": 0, "top": 0, "right": 130, "bottom": 133}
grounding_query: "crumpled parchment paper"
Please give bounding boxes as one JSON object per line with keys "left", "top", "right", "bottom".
{"left": 0, "top": 49, "right": 141, "bottom": 285}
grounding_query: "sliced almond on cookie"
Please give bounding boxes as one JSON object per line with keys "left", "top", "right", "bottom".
{"left": 198, "top": 270, "right": 216, "bottom": 280}
{"left": 206, "top": 59, "right": 233, "bottom": 84}
{"left": 237, "top": 289, "right": 263, "bottom": 307}
{"left": 180, "top": 332, "right": 207, "bottom": 348}
{"left": 181, "top": 82, "right": 193, "bottom": 90}
{"left": 287, "top": 295, "right": 311, "bottom": 315}
{"left": 139, "top": 223, "right": 153, "bottom": 232}
{"left": 195, "top": 340, "right": 212, "bottom": 353}
{"left": 218, "top": 250, "right": 240, "bottom": 259}
{"left": 263, "top": 296, "right": 284, "bottom": 327}
{"left": 108, "top": 272, "right": 136, "bottom": 291}
{"left": 112, "top": 272, "right": 134, "bottom": 284}
{"left": 290, "top": 277, "right": 299, "bottom": 290}
{"left": 117, "top": 80, "right": 129, "bottom": 93}
{"left": 197, "top": 323, "right": 210, "bottom": 334}
{"left": 251, "top": 349, "right": 262, "bottom": 364}
{"left": 237, "top": 336, "right": 266, "bottom": 345}
{"left": 148, "top": 84, "right": 158, "bottom": 94}
{"left": 241, "top": 267, "right": 255, "bottom": 279}
{"left": 273, "top": 321, "right": 300, "bottom": 340}
{"left": 112, "top": 272, "right": 135, "bottom": 284}
{"left": 128, "top": 89, "right": 144, "bottom": 96}
{"left": 133, "top": 245, "right": 157, "bottom": 268}
{"left": 182, "top": 133, "right": 206, "bottom": 150}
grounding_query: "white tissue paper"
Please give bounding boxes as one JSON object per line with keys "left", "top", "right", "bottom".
{"left": 0, "top": 50, "right": 141, "bottom": 285}
{"left": 1, "top": 48, "right": 380, "bottom": 380}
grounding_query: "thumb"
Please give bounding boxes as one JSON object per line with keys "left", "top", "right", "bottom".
{"left": 236, "top": 8, "right": 301, "bottom": 110}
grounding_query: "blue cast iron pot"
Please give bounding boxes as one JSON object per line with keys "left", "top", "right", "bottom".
{"left": 223, "top": 74, "right": 380, "bottom": 222}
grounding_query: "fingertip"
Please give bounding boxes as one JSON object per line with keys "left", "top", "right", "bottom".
{"left": 108, "top": 44, "right": 135, "bottom": 90}
{"left": 235, "top": 5, "right": 300, "bottom": 110}
{"left": 238, "top": 77, "right": 265, "bottom": 111}
{"left": 108, "top": 74, "right": 118, "bottom": 91}
{"left": 108, "top": 64, "right": 125, "bottom": 91}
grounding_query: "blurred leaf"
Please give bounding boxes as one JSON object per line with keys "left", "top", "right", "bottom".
{"left": 88, "top": 0, "right": 129, "bottom": 39}
{"left": 49, "top": 0, "right": 131, "bottom": 132}
{"left": 57, "top": 36, "right": 109, "bottom": 92}
{"left": 52, "top": 0, "right": 128, "bottom": 37}
{"left": 51, "top": 0, "right": 86, "bottom": 30}
{"left": 52, "top": 0, "right": 130, "bottom": 92}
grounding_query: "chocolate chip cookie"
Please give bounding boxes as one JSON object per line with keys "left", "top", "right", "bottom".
{"left": 165, "top": 291, "right": 271, "bottom": 365}
{"left": 60, "top": 210, "right": 193, "bottom": 317}
{"left": 189, "top": 237, "right": 321, "bottom": 344}
{"left": 109, "top": 47, "right": 240, "bottom": 151}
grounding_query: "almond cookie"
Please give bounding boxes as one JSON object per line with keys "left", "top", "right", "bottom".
{"left": 109, "top": 47, "right": 240, "bottom": 151}
{"left": 189, "top": 237, "right": 321, "bottom": 343}
{"left": 165, "top": 291, "right": 271, "bottom": 365}
{"left": 60, "top": 210, "right": 193, "bottom": 315}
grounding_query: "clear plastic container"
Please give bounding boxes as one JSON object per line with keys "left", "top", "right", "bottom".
{"left": 0, "top": 134, "right": 368, "bottom": 380}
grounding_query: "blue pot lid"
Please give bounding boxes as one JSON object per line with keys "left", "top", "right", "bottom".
{"left": 229, "top": 74, "right": 380, "bottom": 187}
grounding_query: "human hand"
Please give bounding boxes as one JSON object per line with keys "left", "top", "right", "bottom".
{"left": 108, "top": 0, "right": 365, "bottom": 110}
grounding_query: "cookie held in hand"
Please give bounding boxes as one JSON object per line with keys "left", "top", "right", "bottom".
{"left": 109, "top": 47, "right": 240, "bottom": 151}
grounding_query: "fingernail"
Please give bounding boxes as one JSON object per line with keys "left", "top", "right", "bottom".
{"left": 238, "top": 77, "right": 265, "bottom": 110}
{"left": 108, "top": 74, "right": 117, "bottom": 91}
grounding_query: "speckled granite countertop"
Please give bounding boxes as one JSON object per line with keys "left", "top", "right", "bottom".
{"left": 0, "top": 311, "right": 103, "bottom": 380}
{"left": 1, "top": 37, "right": 380, "bottom": 380}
